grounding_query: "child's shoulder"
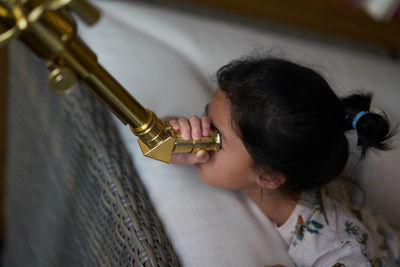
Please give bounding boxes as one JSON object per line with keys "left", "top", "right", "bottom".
{"left": 277, "top": 184, "right": 396, "bottom": 266}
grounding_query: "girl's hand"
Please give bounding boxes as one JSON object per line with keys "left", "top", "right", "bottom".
{"left": 168, "top": 116, "right": 211, "bottom": 165}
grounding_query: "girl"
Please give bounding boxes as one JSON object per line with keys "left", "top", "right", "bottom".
{"left": 169, "top": 56, "right": 399, "bottom": 266}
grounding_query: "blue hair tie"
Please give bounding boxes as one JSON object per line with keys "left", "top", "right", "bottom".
{"left": 352, "top": 111, "right": 369, "bottom": 129}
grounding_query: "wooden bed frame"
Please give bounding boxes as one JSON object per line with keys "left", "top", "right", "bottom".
{"left": 177, "top": 0, "right": 400, "bottom": 52}
{"left": 0, "top": 44, "right": 7, "bottom": 243}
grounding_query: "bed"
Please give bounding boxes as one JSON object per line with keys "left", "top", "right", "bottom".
{"left": 2, "top": 1, "right": 400, "bottom": 266}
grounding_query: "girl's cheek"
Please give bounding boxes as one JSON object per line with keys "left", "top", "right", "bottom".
{"left": 210, "top": 149, "right": 223, "bottom": 160}
{"left": 203, "top": 151, "right": 219, "bottom": 168}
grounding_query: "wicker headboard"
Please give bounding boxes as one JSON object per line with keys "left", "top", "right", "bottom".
{"left": 2, "top": 40, "right": 179, "bottom": 267}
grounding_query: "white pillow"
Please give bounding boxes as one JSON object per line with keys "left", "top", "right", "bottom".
{"left": 81, "top": 0, "right": 400, "bottom": 265}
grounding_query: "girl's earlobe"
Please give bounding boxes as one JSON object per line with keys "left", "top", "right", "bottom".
{"left": 255, "top": 171, "right": 286, "bottom": 189}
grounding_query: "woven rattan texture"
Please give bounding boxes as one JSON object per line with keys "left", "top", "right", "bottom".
{"left": 2, "top": 41, "right": 179, "bottom": 267}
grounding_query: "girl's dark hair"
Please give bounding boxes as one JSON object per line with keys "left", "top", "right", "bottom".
{"left": 217, "top": 56, "right": 394, "bottom": 192}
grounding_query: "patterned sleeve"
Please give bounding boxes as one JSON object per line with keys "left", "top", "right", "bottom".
{"left": 285, "top": 189, "right": 389, "bottom": 266}
{"left": 311, "top": 238, "right": 375, "bottom": 267}
{"left": 287, "top": 214, "right": 374, "bottom": 266}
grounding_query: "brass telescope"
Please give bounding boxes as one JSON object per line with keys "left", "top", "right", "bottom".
{"left": 0, "top": 0, "right": 220, "bottom": 163}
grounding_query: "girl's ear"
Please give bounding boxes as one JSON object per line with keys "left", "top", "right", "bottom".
{"left": 255, "top": 169, "right": 286, "bottom": 190}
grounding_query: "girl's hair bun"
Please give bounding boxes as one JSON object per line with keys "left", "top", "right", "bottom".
{"left": 342, "top": 92, "right": 395, "bottom": 157}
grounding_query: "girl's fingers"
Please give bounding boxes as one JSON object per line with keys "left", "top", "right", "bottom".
{"left": 178, "top": 118, "right": 191, "bottom": 140}
{"left": 195, "top": 150, "right": 209, "bottom": 163}
{"left": 170, "top": 116, "right": 211, "bottom": 140}
{"left": 189, "top": 116, "right": 202, "bottom": 140}
{"left": 169, "top": 116, "right": 211, "bottom": 144}
{"left": 201, "top": 116, "right": 211, "bottom": 137}
{"left": 170, "top": 150, "right": 209, "bottom": 165}
{"left": 169, "top": 119, "right": 179, "bottom": 130}
{"left": 170, "top": 153, "right": 196, "bottom": 165}
{"left": 168, "top": 115, "right": 211, "bottom": 165}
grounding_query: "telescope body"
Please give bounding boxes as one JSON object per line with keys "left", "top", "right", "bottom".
{"left": 0, "top": 0, "right": 220, "bottom": 163}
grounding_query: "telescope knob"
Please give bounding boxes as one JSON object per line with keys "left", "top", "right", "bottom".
{"left": 66, "top": 0, "right": 100, "bottom": 25}
{"left": 48, "top": 66, "right": 77, "bottom": 94}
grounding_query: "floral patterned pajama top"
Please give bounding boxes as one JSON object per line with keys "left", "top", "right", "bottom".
{"left": 276, "top": 183, "right": 400, "bottom": 267}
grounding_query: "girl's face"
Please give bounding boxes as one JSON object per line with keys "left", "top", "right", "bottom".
{"left": 195, "top": 89, "right": 259, "bottom": 190}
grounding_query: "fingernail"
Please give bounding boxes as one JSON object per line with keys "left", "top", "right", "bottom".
{"left": 196, "top": 151, "right": 208, "bottom": 162}
{"left": 195, "top": 151, "right": 203, "bottom": 159}
{"left": 193, "top": 131, "right": 200, "bottom": 140}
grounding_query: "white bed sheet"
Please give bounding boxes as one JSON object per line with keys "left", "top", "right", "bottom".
{"left": 80, "top": 1, "right": 400, "bottom": 265}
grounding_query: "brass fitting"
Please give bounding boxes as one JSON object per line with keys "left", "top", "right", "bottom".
{"left": 173, "top": 129, "right": 220, "bottom": 154}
